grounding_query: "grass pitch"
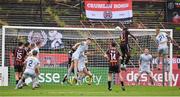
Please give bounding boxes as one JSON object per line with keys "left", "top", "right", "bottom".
{"left": 0, "top": 84, "right": 180, "bottom": 96}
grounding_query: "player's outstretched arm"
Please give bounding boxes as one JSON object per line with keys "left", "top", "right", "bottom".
{"left": 84, "top": 51, "right": 96, "bottom": 56}
{"left": 72, "top": 42, "right": 81, "bottom": 50}
{"left": 104, "top": 54, "right": 108, "bottom": 59}
{"left": 167, "top": 35, "right": 180, "bottom": 48}
{"left": 170, "top": 38, "right": 180, "bottom": 48}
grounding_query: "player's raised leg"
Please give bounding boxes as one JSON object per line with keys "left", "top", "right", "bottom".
{"left": 63, "top": 48, "right": 76, "bottom": 83}
{"left": 77, "top": 52, "right": 93, "bottom": 85}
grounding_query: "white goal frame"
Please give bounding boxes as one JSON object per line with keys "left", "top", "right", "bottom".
{"left": 1, "top": 26, "right": 173, "bottom": 86}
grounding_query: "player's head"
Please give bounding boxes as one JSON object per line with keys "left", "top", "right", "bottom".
{"left": 123, "top": 27, "right": 128, "bottom": 32}
{"left": 30, "top": 43, "right": 36, "bottom": 49}
{"left": 115, "top": 26, "right": 121, "bottom": 31}
{"left": 111, "top": 42, "right": 116, "bottom": 47}
{"left": 18, "top": 42, "right": 24, "bottom": 47}
{"left": 156, "top": 27, "right": 160, "bottom": 35}
{"left": 144, "top": 48, "right": 149, "bottom": 55}
{"left": 32, "top": 50, "right": 38, "bottom": 56}
{"left": 86, "top": 37, "right": 92, "bottom": 44}
{"left": 24, "top": 42, "right": 30, "bottom": 48}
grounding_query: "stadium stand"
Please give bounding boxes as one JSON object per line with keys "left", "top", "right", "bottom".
{"left": 0, "top": 0, "right": 179, "bottom": 53}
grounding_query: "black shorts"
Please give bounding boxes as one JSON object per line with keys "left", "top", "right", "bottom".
{"left": 14, "top": 65, "right": 23, "bottom": 72}
{"left": 120, "top": 44, "right": 130, "bottom": 54}
{"left": 109, "top": 64, "right": 120, "bottom": 73}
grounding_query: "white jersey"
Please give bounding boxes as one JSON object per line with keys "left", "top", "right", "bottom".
{"left": 24, "top": 56, "right": 40, "bottom": 75}
{"left": 72, "top": 42, "right": 88, "bottom": 60}
{"left": 156, "top": 32, "right": 168, "bottom": 48}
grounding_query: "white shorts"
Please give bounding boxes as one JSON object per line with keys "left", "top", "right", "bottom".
{"left": 78, "top": 57, "right": 86, "bottom": 72}
{"left": 23, "top": 69, "right": 36, "bottom": 79}
{"left": 158, "top": 46, "right": 168, "bottom": 55}
{"left": 72, "top": 52, "right": 80, "bottom": 60}
{"left": 139, "top": 65, "right": 151, "bottom": 74}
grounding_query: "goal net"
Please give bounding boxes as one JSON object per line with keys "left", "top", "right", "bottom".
{"left": 1, "top": 26, "right": 173, "bottom": 86}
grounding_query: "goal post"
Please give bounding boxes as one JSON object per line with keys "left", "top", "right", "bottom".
{"left": 1, "top": 26, "right": 173, "bottom": 86}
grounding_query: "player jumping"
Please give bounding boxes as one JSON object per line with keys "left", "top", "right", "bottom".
{"left": 156, "top": 28, "right": 180, "bottom": 71}
{"left": 136, "top": 48, "right": 154, "bottom": 85}
{"left": 62, "top": 47, "right": 76, "bottom": 83}
{"left": 66, "top": 38, "right": 92, "bottom": 82}
{"left": 119, "top": 27, "right": 137, "bottom": 69}
{"left": 155, "top": 28, "right": 180, "bottom": 86}
{"left": 15, "top": 50, "right": 40, "bottom": 90}
{"left": 77, "top": 53, "right": 93, "bottom": 85}
{"left": 104, "top": 42, "right": 125, "bottom": 91}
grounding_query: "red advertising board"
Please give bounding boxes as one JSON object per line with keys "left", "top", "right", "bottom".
{"left": 9, "top": 53, "right": 68, "bottom": 67}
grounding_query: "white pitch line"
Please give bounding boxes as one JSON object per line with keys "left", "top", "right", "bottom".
{"left": 48, "top": 91, "right": 105, "bottom": 94}
{"left": 0, "top": 95, "right": 179, "bottom": 97}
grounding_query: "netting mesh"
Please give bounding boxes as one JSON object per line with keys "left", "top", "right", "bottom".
{"left": 0, "top": 29, "right": 2, "bottom": 67}
{"left": 2, "top": 27, "right": 171, "bottom": 86}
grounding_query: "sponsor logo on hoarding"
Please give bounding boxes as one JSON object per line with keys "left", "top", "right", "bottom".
{"left": 38, "top": 73, "right": 102, "bottom": 85}
{"left": 125, "top": 71, "right": 179, "bottom": 86}
{"left": 152, "top": 57, "right": 180, "bottom": 64}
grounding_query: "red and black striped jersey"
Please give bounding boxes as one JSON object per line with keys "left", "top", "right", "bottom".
{"left": 13, "top": 47, "right": 27, "bottom": 66}
{"left": 120, "top": 31, "right": 130, "bottom": 44}
{"left": 106, "top": 48, "right": 120, "bottom": 65}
